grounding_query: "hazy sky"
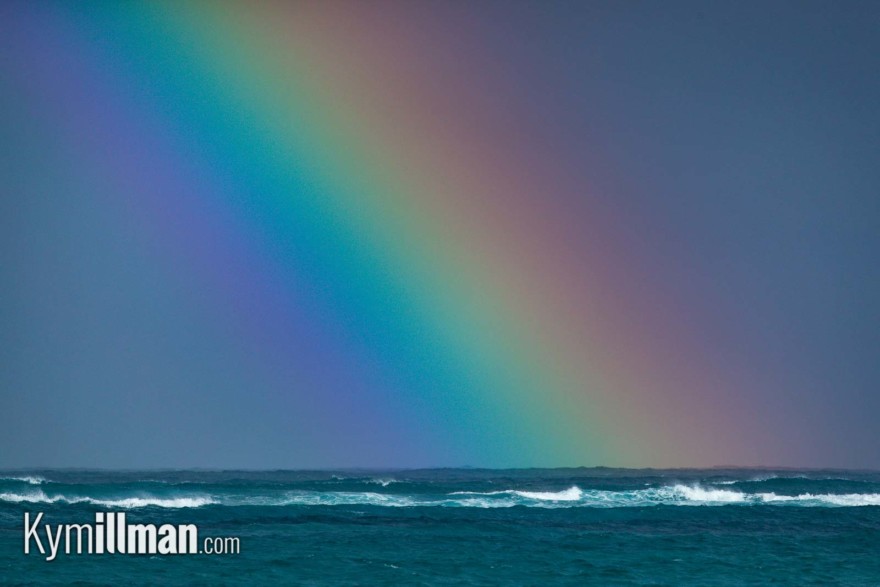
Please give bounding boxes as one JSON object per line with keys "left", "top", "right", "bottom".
{"left": 2, "top": 1, "right": 878, "bottom": 469}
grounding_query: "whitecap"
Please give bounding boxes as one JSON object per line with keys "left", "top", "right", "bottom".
{"left": 755, "top": 492, "right": 880, "bottom": 506}
{"left": 3, "top": 485, "right": 879, "bottom": 509}
{"left": 0, "top": 490, "right": 214, "bottom": 508}
{"left": 512, "top": 487, "right": 584, "bottom": 501}
{"left": 0, "top": 476, "right": 47, "bottom": 485}
{"left": 671, "top": 485, "right": 747, "bottom": 503}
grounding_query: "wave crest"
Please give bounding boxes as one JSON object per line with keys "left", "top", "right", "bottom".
{"left": 0, "top": 490, "right": 214, "bottom": 509}
{"left": 513, "top": 487, "right": 584, "bottom": 501}
{"left": 2, "top": 484, "right": 879, "bottom": 509}
{"left": 0, "top": 476, "right": 47, "bottom": 485}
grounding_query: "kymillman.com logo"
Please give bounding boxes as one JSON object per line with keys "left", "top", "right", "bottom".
{"left": 24, "top": 512, "right": 240, "bottom": 561}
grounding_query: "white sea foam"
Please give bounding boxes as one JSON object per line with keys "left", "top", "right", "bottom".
{"left": 663, "top": 485, "right": 880, "bottom": 507}
{"left": 270, "top": 492, "right": 419, "bottom": 507}
{"left": 449, "top": 486, "right": 584, "bottom": 501}
{"left": 2, "top": 485, "right": 879, "bottom": 509}
{"left": 367, "top": 478, "right": 397, "bottom": 487}
{"left": 90, "top": 496, "right": 216, "bottom": 508}
{"left": 447, "top": 484, "right": 880, "bottom": 508}
{"left": 0, "top": 490, "right": 214, "bottom": 508}
{"left": 754, "top": 492, "right": 880, "bottom": 506}
{"left": 513, "top": 487, "right": 584, "bottom": 501}
{"left": 672, "top": 485, "right": 747, "bottom": 503}
{"left": 0, "top": 476, "right": 47, "bottom": 485}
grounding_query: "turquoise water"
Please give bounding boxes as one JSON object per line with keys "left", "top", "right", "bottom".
{"left": 1, "top": 469, "right": 879, "bottom": 585}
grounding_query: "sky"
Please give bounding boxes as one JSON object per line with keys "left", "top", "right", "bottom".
{"left": 1, "top": 0, "right": 878, "bottom": 469}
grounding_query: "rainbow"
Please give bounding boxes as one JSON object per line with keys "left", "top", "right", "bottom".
{"left": 1, "top": 1, "right": 762, "bottom": 467}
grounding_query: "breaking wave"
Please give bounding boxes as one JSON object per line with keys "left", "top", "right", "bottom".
{"left": 0, "top": 476, "right": 47, "bottom": 485}
{"left": 1, "top": 484, "right": 878, "bottom": 509}
{"left": 0, "top": 490, "right": 214, "bottom": 509}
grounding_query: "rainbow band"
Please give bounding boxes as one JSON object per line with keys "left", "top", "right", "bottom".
{"left": 1, "top": 1, "right": 759, "bottom": 466}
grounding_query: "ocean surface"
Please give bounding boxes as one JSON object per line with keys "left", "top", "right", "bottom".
{"left": 1, "top": 468, "right": 879, "bottom": 585}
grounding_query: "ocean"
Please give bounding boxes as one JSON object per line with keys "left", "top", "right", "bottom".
{"left": 1, "top": 468, "right": 879, "bottom": 585}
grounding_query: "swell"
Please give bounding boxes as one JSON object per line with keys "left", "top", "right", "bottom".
{"left": 2, "top": 484, "right": 879, "bottom": 509}
{"left": 0, "top": 489, "right": 214, "bottom": 509}
{"left": 0, "top": 476, "right": 46, "bottom": 485}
